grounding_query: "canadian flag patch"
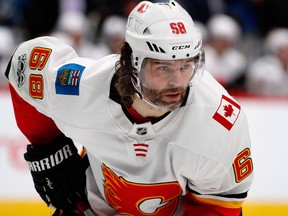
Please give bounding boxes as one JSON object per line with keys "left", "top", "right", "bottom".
{"left": 212, "top": 95, "right": 241, "bottom": 131}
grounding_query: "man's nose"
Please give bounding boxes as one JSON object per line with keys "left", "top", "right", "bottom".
{"left": 167, "top": 70, "right": 183, "bottom": 87}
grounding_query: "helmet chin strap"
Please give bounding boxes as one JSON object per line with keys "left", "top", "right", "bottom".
{"left": 135, "top": 91, "right": 163, "bottom": 111}
{"left": 131, "top": 76, "right": 164, "bottom": 111}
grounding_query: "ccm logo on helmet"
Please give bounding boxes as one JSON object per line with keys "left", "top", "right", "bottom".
{"left": 27, "top": 144, "right": 74, "bottom": 172}
{"left": 172, "top": 45, "right": 191, "bottom": 50}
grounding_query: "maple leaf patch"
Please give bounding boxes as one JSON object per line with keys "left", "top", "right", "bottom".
{"left": 212, "top": 95, "right": 241, "bottom": 130}
{"left": 223, "top": 104, "right": 235, "bottom": 117}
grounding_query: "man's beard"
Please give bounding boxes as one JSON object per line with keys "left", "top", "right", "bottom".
{"left": 141, "top": 86, "right": 187, "bottom": 111}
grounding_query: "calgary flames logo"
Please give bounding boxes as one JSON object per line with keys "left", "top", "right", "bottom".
{"left": 102, "top": 164, "right": 182, "bottom": 215}
{"left": 137, "top": 3, "right": 151, "bottom": 13}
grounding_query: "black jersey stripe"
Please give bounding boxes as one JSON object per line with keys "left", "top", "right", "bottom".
{"left": 187, "top": 187, "right": 248, "bottom": 199}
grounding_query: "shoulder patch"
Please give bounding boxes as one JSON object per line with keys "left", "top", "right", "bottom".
{"left": 55, "top": 63, "right": 85, "bottom": 95}
{"left": 212, "top": 95, "right": 241, "bottom": 131}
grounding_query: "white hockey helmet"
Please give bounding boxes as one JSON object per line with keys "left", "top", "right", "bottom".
{"left": 207, "top": 14, "right": 240, "bottom": 43}
{"left": 125, "top": 0, "right": 203, "bottom": 73}
{"left": 265, "top": 28, "right": 288, "bottom": 54}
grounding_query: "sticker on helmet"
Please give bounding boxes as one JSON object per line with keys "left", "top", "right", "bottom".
{"left": 137, "top": 3, "right": 151, "bottom": 13}
{"left": 170, "top": 22, "right": 187, "bottom": 35}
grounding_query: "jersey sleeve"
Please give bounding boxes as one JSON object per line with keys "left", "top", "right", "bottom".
{"left": 8, "top": 83, "right": 62, "bottom": 144}
{"left": 6, "top": 36, "right": 79, "bottom": 116}
{"left": 182, "top": 106, "right": 253, "bottom": 215}
{"left": 6, "top": 36, "right": 79, "bottom": 143}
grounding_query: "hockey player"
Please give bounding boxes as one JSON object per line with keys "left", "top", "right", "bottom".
{"left": 5, "top": 1, "right": 253, "bottom": 215}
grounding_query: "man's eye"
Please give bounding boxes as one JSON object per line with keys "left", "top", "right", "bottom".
{"left": 159, "top": 66, "right": 170, "bottom": 72}
{"left": 180, "top": 64, "right": 190, "bottom": 70}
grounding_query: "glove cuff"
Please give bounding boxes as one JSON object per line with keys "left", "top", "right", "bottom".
{"left": 24, "top": 134, "right": 79, "bottom": 173}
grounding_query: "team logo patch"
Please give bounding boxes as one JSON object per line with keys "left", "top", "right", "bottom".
{"left": 212, "top": 95, "right": 241, "bottom": 130}
{"left": 55, "top": 63, "right": 85, "bottom": 95}
{"left": 102, "top": 163, "right": 182, "bottom": 215}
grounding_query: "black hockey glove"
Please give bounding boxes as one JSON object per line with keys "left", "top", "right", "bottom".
{"left": 24, "top": 134, "right": 89, "bottom": 213}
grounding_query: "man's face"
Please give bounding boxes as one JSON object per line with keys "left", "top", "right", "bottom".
{"left": 139, "top": 58, "right": 195, "bottom": 111}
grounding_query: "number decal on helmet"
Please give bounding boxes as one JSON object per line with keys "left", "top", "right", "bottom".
{"left": 170, "top": 22, "right": 187, "bottom": 35}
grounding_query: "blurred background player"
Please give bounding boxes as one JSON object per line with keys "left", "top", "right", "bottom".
{"left": 0, "top": 26, "right": 16, "bottom": 88}
{"left": 52, "top": 12, "right": 126, "bottom": 60}
{"left": 246, "top": 28, "right": 288, "bottom": 95}
{"left": 203, "top": 14, "right": 247, "bottom": 92}
{"left": 98, "top": 15, "right": 127, "bottom": 54}
{"left": 52, "top": 11, "right": 103, "bottom": 59}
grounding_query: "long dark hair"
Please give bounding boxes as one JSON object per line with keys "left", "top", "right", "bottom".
{"left": 114, "top": 42, "right": 138, "bottom": 104}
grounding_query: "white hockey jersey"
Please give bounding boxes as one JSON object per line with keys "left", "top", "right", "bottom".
{"left": 6, "top": 36, "right": 253, "bottom": 215}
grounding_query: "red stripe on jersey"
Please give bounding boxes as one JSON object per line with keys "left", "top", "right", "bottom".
{"left": 134, "top": 148, "right": 148, "bottom": 152}
{"left": 9, "top": 84, "right": 62, "bottom": 144}
{"left": 135, "top": 153, "right": 147, "bottom": 157}
{"left": 184, "top": 192, "right": 242, "bottom": 216}
{"left": 133, "top": 143, "right": 149, "bottom": 147}
{"left": 133, "top": 143, "right": 149, "bottom": 157}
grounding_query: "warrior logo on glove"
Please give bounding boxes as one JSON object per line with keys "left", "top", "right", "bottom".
{"left": 27, "top": 144, "right": 74, "bottom": 172}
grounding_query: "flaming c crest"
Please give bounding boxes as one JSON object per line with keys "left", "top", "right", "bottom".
{"left": 102, "top": 164, "right": 182, "bottom": 215}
